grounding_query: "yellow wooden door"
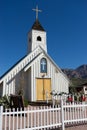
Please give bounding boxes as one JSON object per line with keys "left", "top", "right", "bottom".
{"left": 36, "top": 78, "right": 51, "bottom": 101}
{"left": 44, "top": 79, "right": 51, "bottom": 100}
{"left": 36, "top": 79, "right": 43, "bottom": 100}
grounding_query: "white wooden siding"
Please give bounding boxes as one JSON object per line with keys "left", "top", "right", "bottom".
{"left": 0, "top": 46, "right": 69, "bottom": 101}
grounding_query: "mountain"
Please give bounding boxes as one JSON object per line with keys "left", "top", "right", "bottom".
{"left": 62, "top": 64, "right": 87, "bottom": 79}
{"left": 62, "top": 64, "right": 87, "bottom": 86}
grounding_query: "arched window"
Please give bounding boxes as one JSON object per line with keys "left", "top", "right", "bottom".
{"left": 37, "top": 36, "right": 41, "bottom": 41}
{"left": 40, "top": 58, "right": 47, "bottom": 73}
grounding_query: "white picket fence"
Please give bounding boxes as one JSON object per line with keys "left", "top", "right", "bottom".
{"left": 0, "top": 100, "right": 87, "bottom": 130}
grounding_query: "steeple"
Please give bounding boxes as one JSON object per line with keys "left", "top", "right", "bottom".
{"left": 27, "top": 6, "right": 47, "bottom": 54}
{"left": 32, "top": 5, "right": 45, "bottom": 31}
{"left": 32, "top": 19, "right": 45, "bottom": 31}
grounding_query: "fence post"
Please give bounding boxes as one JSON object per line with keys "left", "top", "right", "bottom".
{"left": 0, "top": 106, "right": 3, "bottom": 130}
{"left": 61, "top": 97, "right": 65, "bottom": 130}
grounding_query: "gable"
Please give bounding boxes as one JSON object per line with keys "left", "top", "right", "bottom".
{"left": 24, "top": 47, "right": 69, "bottom": 82}
{"left": 0, "top": 45, "right": 69, "bottom": 84}
{"left": 0, "top": 46, "right": 42, "bottom": 83}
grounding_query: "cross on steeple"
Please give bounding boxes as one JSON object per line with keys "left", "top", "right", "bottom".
{"left": 32, "top": 5, "right": 42, "bottom": 20}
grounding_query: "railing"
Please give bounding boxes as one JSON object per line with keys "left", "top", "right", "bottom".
{"left": 0, "top": 101, "right": 87, "bottom": 130}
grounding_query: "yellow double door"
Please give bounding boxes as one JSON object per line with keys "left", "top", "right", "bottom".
{"left": 36, "top": 78, "right": 51, "bottom": 101}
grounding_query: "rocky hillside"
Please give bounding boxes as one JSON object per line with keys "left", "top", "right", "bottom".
{"left": 62, "top": 64, "right": 87, "bottom": 86}
{"left": 62, "top": 64, "right": 87, "bottom": 79}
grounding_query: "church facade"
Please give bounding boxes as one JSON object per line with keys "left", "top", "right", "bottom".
{"left": 0, "top": 12, "right": 70, "bottom": 101}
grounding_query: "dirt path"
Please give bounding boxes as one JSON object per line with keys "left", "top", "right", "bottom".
{"left": 50, "top": 124, "right": 87, "bottom": 130}
{"left": 65, "top": 124, "right": 87, "bottom": 130}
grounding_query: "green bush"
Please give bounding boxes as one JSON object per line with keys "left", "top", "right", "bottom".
{"left": 0, "top": 95, "right": 10, "bottom": 108}
{"left": 24, "top": 99, "right": 29, "bottom": 107}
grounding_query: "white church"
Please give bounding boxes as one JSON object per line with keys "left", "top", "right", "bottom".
{"left": 0, "top": 6, "right": 70, "bottom": 101}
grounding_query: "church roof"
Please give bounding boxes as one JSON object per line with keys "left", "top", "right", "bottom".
{"left": 32, "top": 19, "right": 45, "bottom": 31}
{"left": 0, "top": 50, "right": 42, "bottom": 80}
{"left": 0, "top": 55, "right": 27, "bottom": 79}
{"left": 0, "top": 46, "right": 69, "bottom": 83}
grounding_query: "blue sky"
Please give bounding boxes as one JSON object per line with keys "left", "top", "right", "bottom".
{"left": 0, "top": 0, "right": 87, "bottom": 76}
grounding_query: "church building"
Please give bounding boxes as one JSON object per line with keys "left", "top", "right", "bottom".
{"left": 0, "top": 6, "right": 70, "bottom": 101}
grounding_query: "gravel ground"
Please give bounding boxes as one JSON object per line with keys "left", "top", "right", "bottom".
{"left": 65, "top": 124, "right": 87, "bottom": 130}
{"left": 65, "top": 125, "right": 87, "bottom": 130}
{"left": 49, "top": 124, "right": 87, "bottom": 130}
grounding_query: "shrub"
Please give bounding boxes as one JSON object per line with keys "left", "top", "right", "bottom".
{"left": 0, "top": 95, "right": 10, "bottom": 108}
{"left": 24, "top": 99, "right": 29, "bottom": 107}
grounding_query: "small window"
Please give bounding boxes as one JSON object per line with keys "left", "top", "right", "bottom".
{"left": 85, "top": 87, "right": 87, "bottom": 91}
{"left": 37, "top": 36, "right": 41, "bottom": 41}
{"left": 40, "top": 58, "right": 47, "bottom": 73}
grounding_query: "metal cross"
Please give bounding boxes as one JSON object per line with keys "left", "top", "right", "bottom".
{"left": 32, "top": 5, "right": 42, "bottom": 20}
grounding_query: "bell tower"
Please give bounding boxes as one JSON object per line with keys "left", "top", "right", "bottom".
{"left": 27, "top": 6, "right": 47, "bottom": 54}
